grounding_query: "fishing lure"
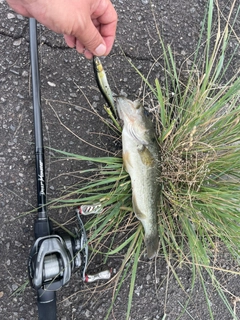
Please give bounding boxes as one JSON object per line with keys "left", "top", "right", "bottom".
{"left": 93, "top": 56, "right": 117, "bottom": 118}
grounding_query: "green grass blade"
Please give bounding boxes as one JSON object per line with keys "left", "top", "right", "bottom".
{"left": 126, "top": 226, "right": 143, "bottom": 320}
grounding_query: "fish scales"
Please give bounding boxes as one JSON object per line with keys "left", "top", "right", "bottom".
{"left": 116, "top": 97, "right": 160, "bottom": 259}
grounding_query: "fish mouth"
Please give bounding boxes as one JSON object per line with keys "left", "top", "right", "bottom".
{"left": 115, "top": 96, "right": 127, "bottom": 107}
{"left": 116, "top": 97, "right": 135, "bottom": 119}
{"left": 115, "top": 97, "right": 128, "bottom": 120}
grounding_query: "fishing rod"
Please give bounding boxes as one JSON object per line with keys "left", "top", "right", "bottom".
{"left": 28, "top": 17, "right": 57, "bottom": 320}
{"left": 27, "top": 18, "right": 112, "bottom": 320}
{"left": 27, "top": 18, "right": 89, "bottom": 320}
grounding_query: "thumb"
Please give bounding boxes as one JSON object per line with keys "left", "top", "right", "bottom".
{"left": 76, "top": 19, "right": 107, "bottom": 56}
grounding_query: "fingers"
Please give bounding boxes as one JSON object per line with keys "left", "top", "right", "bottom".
{"left": 63, "top": 34, "right": 76, "bottom": 48}
{"left": 70, "top": 0, "right": 117, "bottom": 58}
{"left": 72, "top": 15, "right": 107, "bottom": 57}
{"left": 90, "top": 0, "right": 118, "bottom": 55}
{"left": 6, "top": 0, "right": 31, "bottom": 16}
{"left": 64, "top": 34, "right": 94, "bottom": 59}
{"left": 83, "top": 49, "right": 93, "bottom": 59}
{"left": 64, "top": 18, "right": 108, "bottom": 58}
{"left": 7, "top": 0, "right": 118, "bottom": 59}
{"left": 98, "top": 23, "right": 117, "bottom": 56}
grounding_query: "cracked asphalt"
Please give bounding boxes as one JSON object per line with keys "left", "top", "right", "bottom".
{"left": 1, "top": 0, "right": 240, "bottom": 319}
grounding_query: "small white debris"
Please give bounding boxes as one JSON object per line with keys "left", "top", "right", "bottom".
{"left": 85, "top": 309, "right": 91, "bottom": 318}
{"left": 134, "top": 285, "right": 143, "bottom": 296}
{"left": 47, "top": 81, "right": 56, "bottom": 87}
{"left": 146, "top": 274, "right": 151, "bottom": 281}
{"left": 17, "top": 14, "right": 24, "bottom": 20}
{"left": 7, "top": 13, "right": 15, "bottom": 19}
{"left": 22, "top": 70, "right": 28, "bottom": 77}
{"left": 12, "top": 284, "right": 18, "bottom": 291}
{"left": 13, "top": 38, "right": 22, "bottom": 46}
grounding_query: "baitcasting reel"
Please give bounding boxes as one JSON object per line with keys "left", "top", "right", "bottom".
{"left": 28, "top": 211, "right": 88, "bottom": 292}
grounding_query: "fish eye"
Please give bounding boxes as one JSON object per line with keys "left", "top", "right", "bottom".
{"left": 133, "top": 100, "right": 142, "bottom": 109}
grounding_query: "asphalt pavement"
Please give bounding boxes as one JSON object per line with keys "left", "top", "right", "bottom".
{"left": 1, "top": 0, "right": 240, "bottom": 319}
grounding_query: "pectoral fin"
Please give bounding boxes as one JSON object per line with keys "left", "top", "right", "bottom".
{"left": 138, "top": 146, "right": 155, "bottom": 166}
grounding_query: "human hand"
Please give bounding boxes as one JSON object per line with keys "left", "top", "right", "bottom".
{"left": 6, "top": 0, "right": 118, "bottom": 59}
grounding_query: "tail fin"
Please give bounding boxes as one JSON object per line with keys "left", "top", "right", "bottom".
{"left": 145, "top": 233, "right": 159, "bottom": 259}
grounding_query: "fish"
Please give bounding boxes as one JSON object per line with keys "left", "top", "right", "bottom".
{"left": 93, "top": 56, "right": 117, "bottom": 117}
{"left": 116, "top": 97, "right": 160, "bottom": 259}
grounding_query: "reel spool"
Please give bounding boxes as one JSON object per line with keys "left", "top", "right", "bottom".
{"left": 28, "top": 211, "right": 88, "bottom": 291}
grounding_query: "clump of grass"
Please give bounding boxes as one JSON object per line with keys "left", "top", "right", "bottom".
{"left": 52, "top": 0, "right": 240, "bottom": 318}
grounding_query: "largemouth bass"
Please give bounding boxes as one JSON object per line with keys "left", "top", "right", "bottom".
{"left": 116, "top": 97, "right": 160, "bottom": 259}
